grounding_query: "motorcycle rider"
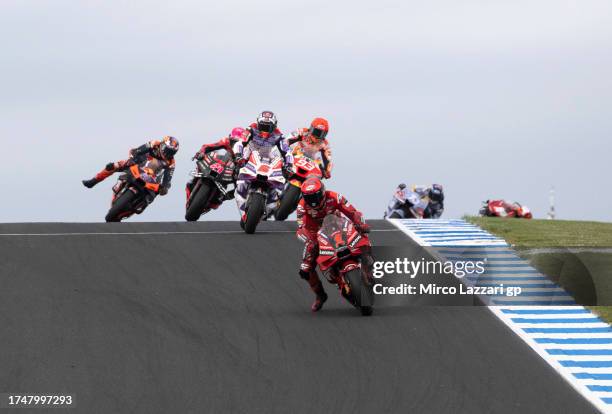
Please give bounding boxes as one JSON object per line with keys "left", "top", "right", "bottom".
{"left": 423, "top": 184, "right": 444, "bottom": 218}
{"left": 385, "top": 183, "right": 445, "bottom": 219}
{"left": 287, "top": 117, "right": 333, "bottom": 179}
{"left": 232, "top": 111, "right": 294, "bottom": 225}
{"left": 185, "top": 127, "right": 247, "bottom": 204}
{"left": 296, "top": 177, "right": 371, "bottom": 312}
{"left": 82, "top": 136, "right": 179, "bottom": 197}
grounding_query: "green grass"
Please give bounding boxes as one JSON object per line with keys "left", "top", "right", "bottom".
{"left": 465, "top": 216, "right": 612, "bottom": 247}
{"left": 465, "top": 216, "right": 612, "bottom": 322}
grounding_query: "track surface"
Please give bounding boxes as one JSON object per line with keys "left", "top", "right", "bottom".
{"left": 0, "top": 221, "right": 597, "bottom": 413}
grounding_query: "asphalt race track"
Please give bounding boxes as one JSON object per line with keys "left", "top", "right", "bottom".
{"left": 0, "top": 221, "right": 598, "bottom": 413}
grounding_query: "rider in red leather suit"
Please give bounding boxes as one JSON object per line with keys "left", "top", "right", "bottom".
{"left": 296, "top": 177, "right": 370, "bottom": 312}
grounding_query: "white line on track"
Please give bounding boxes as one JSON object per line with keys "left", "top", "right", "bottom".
{"left": 0, "top": 229, "right": 400, "bottom": 237}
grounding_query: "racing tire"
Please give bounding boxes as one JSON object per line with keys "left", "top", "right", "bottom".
{"left": 275, "top": 185, "right": 301, "bottom": 221}
{"left": 105, "top": 190, "right": 136, "bottom": 222}
{"left": 185, "top": 180, "right": 214, "bottom": 222}
{"left": 345, "top": 268, "right": 374, "bottom": 316}
{"left": 244, "top": 192, "right": 265, "bottom": 234}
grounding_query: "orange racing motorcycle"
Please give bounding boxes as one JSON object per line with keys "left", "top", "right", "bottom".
{"left": 105, "top": 163, "right": 160, "bottom": 222}
{"left": 275, "top": 154, "right": 323, "bottom": 221}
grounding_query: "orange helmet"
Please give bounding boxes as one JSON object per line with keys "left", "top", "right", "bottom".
{"left": 301, "top": 177, "right": 326, "bottom": 209}
{"left": 308, "top": 117, "right": 329, "bottom": 141}
{"left": 160, "top": 136, "right": 179, "bottom": 160}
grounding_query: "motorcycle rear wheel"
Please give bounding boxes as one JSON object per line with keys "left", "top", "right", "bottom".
{"left": 244, "top": 192, "right": 265, "bottom": 234}
{"left": 345, "top": 268, "right": 374, "bottom": 316}
{"left": 105, "top": 190, "right": 136, "bottom": 222}
{"left": 185, "top": 180, "right": 214, "bottom": 222}
{"left": 275, "top": 185, "right": 301, "bottom": 221}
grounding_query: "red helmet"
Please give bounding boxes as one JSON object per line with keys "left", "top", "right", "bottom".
{"left": 301, "top": 177, "right": 326, "bottom": 208}
{"left": 309, "top": 117, "right": 329, "bottom": 140}
{"left": 160, "top": 136, "right": 179, "bottom": 160}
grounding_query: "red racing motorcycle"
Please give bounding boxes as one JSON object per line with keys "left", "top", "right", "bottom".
{"left": 317, "top": 214, "right": 375, "bottom": 316}
{"left": 479, "top": 200, "right": 533, "bottom": 219}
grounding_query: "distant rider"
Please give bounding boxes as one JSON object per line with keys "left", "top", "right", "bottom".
{"left": 82, "top": 136, "right": 179, "bottom": 196}
{"left": 385, "top": 184, "right": 445, "bottom": 219}
{"left": 296, "top": 177, "right": 370, "bottom": 312}
{"left": 287, "top": 117, "right": 333, "bottom": 179}
{"left": 232, "top": 111, "right": 295, "bottom": 225}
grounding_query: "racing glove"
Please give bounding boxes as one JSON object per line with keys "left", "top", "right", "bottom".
{"left": 159, "top": 187, "right": 168, "bottom": 196}
{"left": 282, "top": 165, "right": 295, "bottom": 179}
{"left": 355, "top": 222, "right": 371, "bottom": 234}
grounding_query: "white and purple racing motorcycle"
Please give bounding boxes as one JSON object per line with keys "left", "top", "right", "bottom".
{"left": 236, "top": 142, "right": 286, "bottom": 234}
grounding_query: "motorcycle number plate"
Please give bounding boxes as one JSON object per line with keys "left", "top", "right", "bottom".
{"left": 210, "top": 163, "right": 224, "bottom": 174}
{"left": 295, "top": 158, "right": 315, "bottom": 170}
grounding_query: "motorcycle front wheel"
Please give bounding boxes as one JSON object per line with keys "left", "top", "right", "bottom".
{"left": 105, "top": 190, "right": 136, "bottom": 222}
{"left": 185, "top": 180, "right": 215, "bottom": 222}
{"left": 275, "top": 185, "right": 301, "bottom": 221}
{"left": 244, "top": 192, "right": 266, "bottom": 234}
{"left": 345, "top": 268, "right": 374, "bottom": 316}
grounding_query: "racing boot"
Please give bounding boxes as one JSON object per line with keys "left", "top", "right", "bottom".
{"left": 82, "top": 177, "right": 99, "bottom": 188}
{"left": 311, "top": 283, "right": 328, "bottom": 312}
{"left": 83, "top": 163, "right": 115, "bottom": 188}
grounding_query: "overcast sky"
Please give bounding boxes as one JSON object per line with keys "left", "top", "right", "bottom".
{"left": 2, "top": 0, "right": 611, "bottom": 222}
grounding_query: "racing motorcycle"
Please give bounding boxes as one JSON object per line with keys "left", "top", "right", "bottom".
{"left": 105, "top": 163, "right": 160, "bottom": 222}
{"left": 317, "top": 214, "right": 375, "bottom": 316}
{"left": 479, "top": 200, "right": 533, "bottom": 219}
{"left": 185, "top": 148, "right": 236, "bottom": 221}
{"left": 275, "top": 154, "right": 322, "bottom": 221}
{"left": 239, "top": 143, "right": 285, "bottom": 234}
{"left": 385, "top": 189, "right": 423, "bottom": 219}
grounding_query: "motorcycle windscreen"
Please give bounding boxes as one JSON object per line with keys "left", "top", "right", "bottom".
{"left": 317, "top": 214, "right": 350, "bottom": 251}
{"left": 211, "top": 148, "right": 232, "bottom": 163}
{"left": 247, "top": 141, "right": 282, "bottom": 164}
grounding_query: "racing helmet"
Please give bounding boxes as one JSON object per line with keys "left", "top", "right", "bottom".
{"left": 230, "top": 127, "right": 247, "bottom": 142}
{"left": 256, "top": 111, "right": 278, "bottom": 136}
{"left": 301, "top": 177, "right": 326, "bottom": 209}
{"left": 160, "top": 136, "right": 179, "bottom": 160}
{"left": 308, "top": 117, "right": 329, "bottom": 141}
{"left": 429, "top": 184, "right": 444, "bottom": 203}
